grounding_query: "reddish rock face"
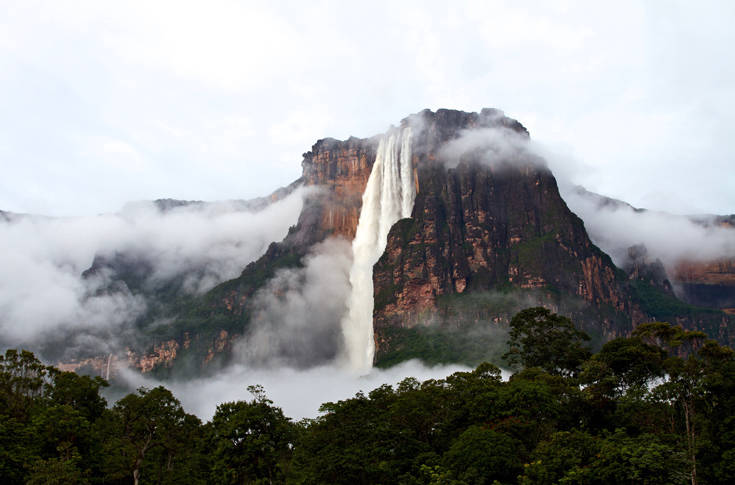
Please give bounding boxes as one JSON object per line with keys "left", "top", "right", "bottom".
{"left": 56, "top": 338, "right": 186, "bottom": 377}
{"left": 203, "top": 330, "right": 231, "bottom": 365}
{"left": 56, "top": 356, "right": 115, "bottom": 379}
{"left": 371, "top": 111, "right": 639, "bottom": 357}
{"left": 301, "top": 137, "right": 378, "bottom": 239}
{"left": 671, "top": 259, "right": 735, "bottom": 309}
{"left": 673, "top": 259, "right": 735, "bottom": 287}
{"left": 128, "top": 340, "right": 180, "bottom": 373}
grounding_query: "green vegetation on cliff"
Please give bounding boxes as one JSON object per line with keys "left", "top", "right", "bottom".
{"left": 631, "top": 280, "right": 720, "bottom": 319}
{"left": 375, "top": 324, "right": 509, "bottom": 369}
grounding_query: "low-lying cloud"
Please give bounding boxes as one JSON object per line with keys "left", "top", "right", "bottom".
{"left": 438, "top": 126, "right": 542, "bottom": 170}
{"left": 0, "top": 188, "right": 308, "bottom": 351}
{"left": 562, "top": 188, "right": 735, "bottom": 269}
{"left": 118, "top": 360, "right": 482, "bottom": 421}
{"left": 237, "top": 237, "right": 353, "bottom": 368}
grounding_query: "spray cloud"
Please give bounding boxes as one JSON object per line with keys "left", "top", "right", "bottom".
{"left": 237, "top": 237, "right": 352, "bottom": 368}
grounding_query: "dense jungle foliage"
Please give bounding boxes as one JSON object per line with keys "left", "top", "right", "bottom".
{"left": 2, "top": 308, "right": 734, "bottom": 484}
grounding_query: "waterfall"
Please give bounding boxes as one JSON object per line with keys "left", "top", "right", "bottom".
{"left": 341, "top": 127, "right": 414, "bottom": 373}
{"left": 105, "top": 353, "right": 112, "bottom": 381}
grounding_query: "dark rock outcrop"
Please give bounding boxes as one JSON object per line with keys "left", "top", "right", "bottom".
{"left": 622, "top": 245, "right": 673, "bottom": 293}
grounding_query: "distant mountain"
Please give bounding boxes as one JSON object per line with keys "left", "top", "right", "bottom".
{"left": 144, "top": 180, "right": 302, "bottom": 214}
{"left": 569, "top": 186, "right": 735, "bottom": 313}
{"left": 570, "top": 186, "right": 645, "bottom": 213}
{"left": 0, "top": 209, "right": 35, "bottom": 222}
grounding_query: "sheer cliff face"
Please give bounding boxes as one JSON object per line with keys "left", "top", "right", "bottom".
{"left": 674, "top": 260, "right": 735, "bottom": 286}
{"left": 301, "top": 136, "right": 378, "bottom": 239}
{"left": 369, "top": 110, "right": 637, "bottom": 356}
{"left": 673, "top": 259, "right": 735, "bottom": 311}
{"left": 373, "top": 163, "right": 630, "bottom": 318}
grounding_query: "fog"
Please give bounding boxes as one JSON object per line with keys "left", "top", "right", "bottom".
{"left": 532, "top": 136, "right": 735, "bottom": 270}
{"left": 118, "top": 359, "right": 479, "bottom": 420}
{"left": 237, "top": 238, "right": 352, "bottom": 368}
{"left": 561, "top": 187, "right": 735, "bottom": 269}
{"left": 0, "top": 188, "right": 307, "bottom": 349}
{"left": 438, "top": 125, "right": 538, "bottom": 170}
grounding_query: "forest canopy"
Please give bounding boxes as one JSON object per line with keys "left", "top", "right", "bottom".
{"left": 2, "top": 310, "right": 734, "bottom": 484}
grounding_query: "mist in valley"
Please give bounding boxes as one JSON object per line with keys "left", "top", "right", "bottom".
{"left": 0, "top": 189, "right": 308, "bottom": 358}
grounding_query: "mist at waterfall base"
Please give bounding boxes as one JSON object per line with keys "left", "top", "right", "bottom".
{"left": 118, "top": 360, "right": 474, "bottom": 420}
{"left": 235, "top": 238, "right": 352, "bottom": 368}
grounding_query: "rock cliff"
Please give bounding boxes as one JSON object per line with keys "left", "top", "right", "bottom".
{"left": 301, "top": 136, "right": 379, "bottom": 239}
{"left": 370, "top": 110, "right": 642, "bottom": 361}
{"left": 673, "top": 259, "right": 735, "bottom": 311}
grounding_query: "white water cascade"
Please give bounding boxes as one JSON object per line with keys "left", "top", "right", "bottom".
{"left": 341, "top": 127, "right": 415, "bottom": 373}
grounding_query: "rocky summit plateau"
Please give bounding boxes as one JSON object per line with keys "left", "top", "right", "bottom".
{"left": 11, "top": 108, "right": 734, "bottom": 378}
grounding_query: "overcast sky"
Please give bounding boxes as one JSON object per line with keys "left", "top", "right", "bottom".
{"left": 1, "top": 0, "right": 733, "bottom": 217}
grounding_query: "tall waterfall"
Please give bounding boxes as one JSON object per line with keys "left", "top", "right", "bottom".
{"left": 342, "top": 127, "right": 415, "bottom": 373}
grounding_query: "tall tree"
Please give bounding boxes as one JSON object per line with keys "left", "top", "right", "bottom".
{"left": 635, "top": 322, "right": 708, "bottom": 485}
{"left": 209, "top": 385, "right": 295, "bottom": 484}
{"left": 503, "top": 307, "right": 591, "bottom": 377}
{"left": 105, "top": 386, "right": 189, "bottom": 485}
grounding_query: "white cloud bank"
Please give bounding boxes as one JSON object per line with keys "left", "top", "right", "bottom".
{"left": 238, "top": 238, "right": 353, "bottom": 368}
{"left": 0, "top": 188, "right": 307, "bottom": 347}
{"left": 562, "top": 188, "right": 735, "bottom": 269}
{"left": 119, "top": 360, "right": 482, "bottom": 421}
